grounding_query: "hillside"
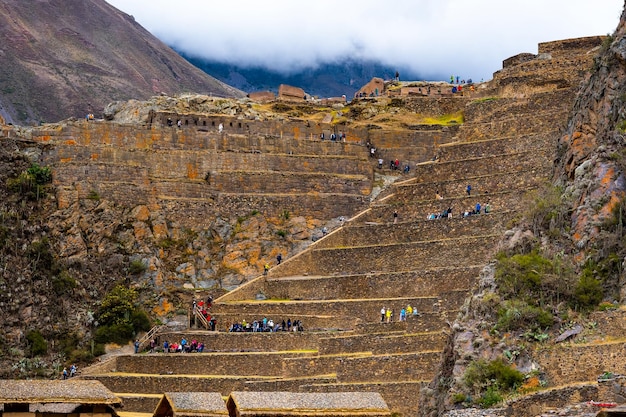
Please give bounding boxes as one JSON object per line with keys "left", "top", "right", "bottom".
{"left": 182, "top": 55, "right": 423, "bottom": 99}
{"left": 0, "top": 0, "right": 244, "bottom": 125}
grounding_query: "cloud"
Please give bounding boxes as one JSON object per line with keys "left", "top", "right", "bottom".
{"left": 107, "top": 0, "right": 623, "bottom": 81}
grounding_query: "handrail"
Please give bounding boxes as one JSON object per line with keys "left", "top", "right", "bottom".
{"left": 194, "top": 308, "right": 210, "bottom": 330}
{"left": 137, "top": 324, "right": 165, "bottom": 352}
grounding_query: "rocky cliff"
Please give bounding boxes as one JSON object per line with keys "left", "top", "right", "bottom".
{"left": 0, "top": 0, "right": 244, "bottom": 125}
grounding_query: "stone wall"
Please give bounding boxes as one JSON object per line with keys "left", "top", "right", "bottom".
{"left": 538, "top": 36, "right": 605, "bottom": 58}
{"left": 157, "top": 331, "right": 324, "bottom": 352}
{"left": 317, "top": 331, "right": 447, "bottom": 355}
{"left": 338, "top": 351, "right": 442, "bottom": 382}
{"left": 262, "top": 268, "right": 479, "bottom": 301}
{"left": 272, "top": 236, "right": 499, "bottom": 277}
{"left": 392, "top": 173, "right": 548, "bottom": 203}
{"left": 533, "top": 342, "right": 626, "bottom": 386}
{"left": 114, "top": 352, "right": 304, "bottom": 376}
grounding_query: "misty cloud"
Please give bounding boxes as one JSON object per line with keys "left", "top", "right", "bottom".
{"left": 107, "top": 0, "right": 622, "bottom": 81}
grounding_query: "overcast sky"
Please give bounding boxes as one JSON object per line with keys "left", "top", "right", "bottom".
{"left": 106, "top": 0, "right": 624, "bottom": 82}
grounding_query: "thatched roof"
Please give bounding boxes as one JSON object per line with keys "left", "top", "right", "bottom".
{"left": 0, "top": 380, "right": 121, "bottom": 406}
{"left": 153, "top": 392, "right": 228, "bottom": 417}
{"left": 226, "top": 391, "right": 390, "bottom": 417}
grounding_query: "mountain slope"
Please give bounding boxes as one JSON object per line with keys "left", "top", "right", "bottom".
{"left": 183, "top": 55, "right": 424, "bottom": 99}
{"left": 0, "top": 0, "right": 244, "bottom": 124}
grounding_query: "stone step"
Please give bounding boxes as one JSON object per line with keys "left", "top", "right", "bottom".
{"left": 336, "top": 351, "right": 442, "bottom": 382}
{"left": 317, "top": 331, "right": 447, "bottom": 356}
{"left": 84, "top": 374, "right": 267, "bottom": 396}
{"left": 205, "top": 313, "right": 348, "bottom": 332}
{"left": 356, "top": 310, "right": 459, "bottom": 334}
{"left": 412, "top": 149, "right": 552, "bottom": 183}
{"left": 154, "top": 330, "right": 325, "bottom": 352}
{"left": 390, "top": 168, "right": 550, "bottom": 202}
{"left": 321, "top": 212, "right": 511, "bottom": 246}
{"left": 435, "top": 133, "right": 557, "bottom": 163}
{"left": 111, "top": 351, "right": 314, "bottom": 377}
{"left": 242, "top": 375, "right": 339, "bottom": 392}
{"left": 211, "top": 295, "right": 467, "bottom": 329}
{"left": 263, "top": 267, "right": 481, "bottom": 300}
{"left": 455, "top": 108, "right": 568, "bottom": 141}
{"left": 281, "top": 352, "right": 374, "bottom": 378}
{"left": 208, "top": 171, "right": 372, "bottom": 195}
{"left": 364, "top": 192, "right": 521, "bottom": 222}
{"left": 271, "top": 234, "right": 500, "bottom": 277}
{"left": 163, "top": 191, "right": 369, "bottom": 225}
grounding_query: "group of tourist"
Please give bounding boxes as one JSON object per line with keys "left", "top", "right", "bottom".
{"left": 229, "top": 317, "right": 304, "bottom": 333}
{"left": 161, "top": 338, "right": 205, "bottom": 353}
{"left": 320, "top": 132, "right": 346, "bottom": 141}
{"left": 426, "top": 185, "right": 492, "bottom": 220}
{"left": 380, "top": 305, "right": 419, "bottom": 323}
{"left": 61, "top": 364, "right": 78, "bottom": 379}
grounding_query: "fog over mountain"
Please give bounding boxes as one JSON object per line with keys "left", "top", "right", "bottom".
{"left": 107, "top": 0, "right": 623, "bottom": 84}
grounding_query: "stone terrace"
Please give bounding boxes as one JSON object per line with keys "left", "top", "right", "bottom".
{"left": 81, "top": 37, "right": 606, "bottom": 417}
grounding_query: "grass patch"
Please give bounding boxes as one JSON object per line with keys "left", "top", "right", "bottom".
{"left": 420, "top": 111, "right": 464, "bottom": 126}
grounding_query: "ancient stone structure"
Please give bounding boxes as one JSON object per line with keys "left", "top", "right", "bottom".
{"left": 0, "top": 380, "right": 121, "bottom": 417}
{"left": 247, "top": 91, "right": 275, "bottom": 102}
{"left": 74, "top": 37, "right": 621, "bottom": 417}
{"left": 354, "top": 77, "right": 384, "bottom": 98}
{"left": 278, "top": 84, "right": 306, "bottom": 101}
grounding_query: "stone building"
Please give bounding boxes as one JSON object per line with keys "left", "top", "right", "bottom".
{"left": 0, "top": 380, "right": 121, "bottom": 417}
{"left": 153, "top": 392, "right": 228, "bottom": 417}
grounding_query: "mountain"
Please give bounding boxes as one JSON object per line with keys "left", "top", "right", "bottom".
{"left": 182, "top": 55, "right": 425, "bottom": 98}
{"left": 0, "top": 0, "right": 244, "bottom": 124}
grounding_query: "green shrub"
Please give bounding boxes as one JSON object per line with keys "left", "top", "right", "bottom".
{"left": 573, "top": 271, "right": 603, "bottom": 310}
{"left": 26, "top": 330, "right": 48, "bottom": 357}
{"left": 495, "top": 252, "right": 552, "bottom": 299}
{"left": 51, "top": 271, "right": 77, "bottom": 295}
{"left": 477, "top": 386, "right": 504, "bottom": 408}
{"left": 87, "top": 190, "right": 100, "bottom": 200}
{"left": 452, "top": 393, "right": 467, "bottom": 404}
{"left": 7, "top": 164, "right": 52, "bottom": 200}
{"left": 94, "top": 323, "right": 134, "bottom": 345}
{"left": 95, "top": 285, "right": 151, "bottom": 345}
{"left": 464, "top": 358, "right": 524, "bottom": 395}
{"left": 129, "top": 259, "right": 147, "bottom": 275}
{"left": 496, "top": 299, "right": 554, "bottom": 331}
{"left": 275, "top": 229, "right": 287, "bottom": 238}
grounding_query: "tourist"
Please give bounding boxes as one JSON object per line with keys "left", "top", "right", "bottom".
{"left": 393, "top": 210, "right": 398, "bottom": 224}
{"left": 134, "top": 339, "right": 140, "bottom": 354}
{"left": 378, "top": 158, "right": 383, "bottom": 169}
{"left": 380, "top": 306, "right": 386, "bottom": 322}
{"left": 466, "top": 184, "right": 472, "bottom": 196}
{"left": 276, "top": 253, "right": 282, "bottom": 265}
{"left": 475, "top": 202, "right": 481, "bottom": 214}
